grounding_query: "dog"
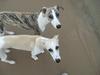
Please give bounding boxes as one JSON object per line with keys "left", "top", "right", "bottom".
{"left": 0, "top": 35, "right": 61, "bottom": 64}
{"left": 0, "top": 5, "right": 63, "bottom": 35}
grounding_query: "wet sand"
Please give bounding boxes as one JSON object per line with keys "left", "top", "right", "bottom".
{"left": 0, "top": 0, "right": 100, "bottom": 75}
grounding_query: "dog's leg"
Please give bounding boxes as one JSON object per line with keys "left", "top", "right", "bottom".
{"left": 31, "top": 47, "right": 44, "bottom": 60}
{"left": 31, "top": 50, "right": 39, "bottom": 61}
{"left": 1, "top": 56, "right": 16, "bottom": 64}
{"left": 31, "top": 51, "right": 44, "bottom": 60}
{"left": 31, "top": 52, "right": 38, "bottom": 60}
{"left": 0, "top": 50, "right": 15, "bottom": 64}
{"left": 41, "top": 50, "right": 44, "bottom": 53}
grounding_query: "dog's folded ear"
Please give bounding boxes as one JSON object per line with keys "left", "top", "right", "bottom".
{"left": 54, "top": 5, "right": 64, "bottom": 11}
{"left": 40, "top": 7, "right": 47, "bottom": 14}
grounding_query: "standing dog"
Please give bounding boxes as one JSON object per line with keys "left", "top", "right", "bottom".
{"left": 0, "top": 5, "right": 63, "bottom": 35}
{"left": 0, "top": 35, "right": 61, "bottom": 64}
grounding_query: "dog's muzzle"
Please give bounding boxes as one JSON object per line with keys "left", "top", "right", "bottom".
{"left": 56, "top": 25, "right": 61, "bottom": 29}
{"left": 55, "top": 59, "right": 61, "bottom": 63}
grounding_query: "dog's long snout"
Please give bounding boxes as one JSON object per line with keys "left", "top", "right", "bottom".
{"left": 56, "top": 25, "right": 61, "bottom": 29}
{"left": 55, "top": 59, "right": 61, "bottom": 63}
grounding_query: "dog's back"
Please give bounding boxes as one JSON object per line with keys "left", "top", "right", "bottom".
{"left": 1, "top": 35, "right": 41, "bottom": 51}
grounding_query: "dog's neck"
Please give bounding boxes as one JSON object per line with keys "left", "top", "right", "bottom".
{"left": 40, "top": 37, "right": 50, "bottom": 51}
{"left": 32, "top": 37, "right": 49, "bottom": 54}
{"left": 37, "top": 12, "right": 49, "bottom": 32}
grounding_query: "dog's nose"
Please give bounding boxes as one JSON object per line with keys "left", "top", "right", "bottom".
{"left": 55, "top": 59, "right": 61, "bottom": 63}
{"left": 56, "top": 25, "right": 61, "bottom": 29}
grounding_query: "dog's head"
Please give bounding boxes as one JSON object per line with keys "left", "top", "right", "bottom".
{"left": 42, "top": 35, "right": 61, "bottom": 63}
{"left": 37, "top": 5, "right": 63, "bottom": 32}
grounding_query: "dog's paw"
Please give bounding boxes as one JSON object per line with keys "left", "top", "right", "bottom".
{"left": 41, "top": 50, "right": 44, "bottom": 53}
{"left": 8, "top": 32, "right": 15, "bottom": 35}
{"left": 1, "top": 59, "right": 16, "bottom": 64}
{"left": 9, "top": 60, "right": 16, "bottom": 64}
{"left": 5, "top": 49, "right": 11, "bottom": 53}
{"left": 6, "top": 31, "right": 16, "bottom": 35}
{"left": 32, "top": 56, "right": 38, "bottom": 61}
{"left": 61, "top": 73, "right": 68, "bottom": 75}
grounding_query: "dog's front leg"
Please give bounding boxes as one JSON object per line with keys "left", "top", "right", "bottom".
{"left": 31, "top": 50, "right": 39, "bottom": 61}
{"left": 32, "top": 55, "right": 38, "bottom": 61}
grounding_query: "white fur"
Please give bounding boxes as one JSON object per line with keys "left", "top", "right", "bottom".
{"left": 61, "top": 73, "right": 68, "bottom": 75}
{"left": 0, "top": 37, "right": 15, "bottom": 64}
{"left": 0, "top": 37, "right": 5, "bottom": 48}
{"left": 45, "top": 35, "right": 61, "bottom": 61}
{"left": 0, "top": 35, "right": 61, "bottom": 64}
{"left": 37, "top": 12, "right": 49, "bottom": 32}
{"left": 51, "top": 10, "right": 61, "bottom": 28}
{"left": 5, "top": 30, "right": 15, "bottom": 35}
{"left": 37, "top": 6, "right": 61, "bottom": 32}
{"left": 5, "top": 49, "right": 11, "bottom": 53}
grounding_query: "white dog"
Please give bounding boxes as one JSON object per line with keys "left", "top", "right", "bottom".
{"left": 0, "top": 35, "right": 61, "bottom": 64}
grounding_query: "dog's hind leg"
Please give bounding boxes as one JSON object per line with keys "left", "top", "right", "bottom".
{"left": 0, "top": 49, "right": 15, "bottom": 64}
{"left": 1, "top": 57, "right": 16, "bottom": 64}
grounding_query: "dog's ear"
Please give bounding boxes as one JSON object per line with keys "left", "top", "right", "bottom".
{"left": 54, "top": 5, "right": 64, "bottom": 11}
{"left": 40, "top": 7, "right": 47, "bottom": 14}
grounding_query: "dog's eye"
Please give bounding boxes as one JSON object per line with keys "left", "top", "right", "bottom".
{"left": 48, "top": 14, "right": 53, "bottom": 19}
{"left": 48, "top": 48, "right": 53, "bottom": 52}
{"left": 56, "top": 46, "right": 59, "bottom": 50}
{"left": 56, "top": 13, "right": 59, "bottom": 17}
